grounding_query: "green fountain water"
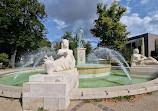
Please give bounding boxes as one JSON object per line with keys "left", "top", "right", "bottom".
{"left": 0, "top": 69, "right": 152, "bottom": 87}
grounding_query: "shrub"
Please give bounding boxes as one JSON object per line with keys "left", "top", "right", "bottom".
{"left": 38, "top": 107, "right": 44, "bottom": 111}
{"left": 124, "top": 95, "right": 131, "bottom": 100}
{"left": 0, "top": 53, "right": 10, "bottom": 66}
{"left": 113, "top": 96, "right": 123, "bottom": 101}
{"left": 93, "top": 99, "right": 102, "bottom": 102}
{"left": 147, "top": 92, "right": 152, "bottom": 95}
{"left": 84, "top": 99, "right": 90, "bottom": 103}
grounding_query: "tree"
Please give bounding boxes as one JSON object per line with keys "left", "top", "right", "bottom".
{"left": 61, "top": 31, "right": 78, "bottom": 50}
{"left": 0, "top": 0, "right": 47, "bottom": 67}
{"left": 0, "top": 53, "right": 10, "bottom": 65}
{"left": 53, "top": 42, "right": 61, "bottom": 52}
{"left": 91, "top": 1, "right": 130, "bottom": 51}
{"left": 85, "top": 41, "right": 92, "bottom": 56}
{"left": 38, "top": 38, "right": 52, "bottom": 48}
{"left": 121, "top": 45, "right": 133, "bottom": 65}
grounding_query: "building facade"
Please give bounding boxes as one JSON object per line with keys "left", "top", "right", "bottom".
{"left": 126, "top": 33, "right": 158, "bottom": 57}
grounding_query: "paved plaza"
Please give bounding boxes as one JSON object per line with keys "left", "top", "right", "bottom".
{"left": 1, "top": 91, "right": 158, "bottom": 111}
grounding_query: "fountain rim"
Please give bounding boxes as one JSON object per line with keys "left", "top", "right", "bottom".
{"left": 70, "top": 77, "right": 158, "bottom": 99}
{"left": 0, "top": 73, "right": 157, "bottom": 99}
{"left": 75, "top": 64, "right": 111, "bottom": 69}
{"left": 0, "top": 67, "right": 157, "bottom": 99}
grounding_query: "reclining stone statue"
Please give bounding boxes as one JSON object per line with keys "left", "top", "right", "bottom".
{"left": 44, "top": 39, "right": 75, "bottom": 74}
{"left": 131, "top": 48, "right": 158, "bottom": 67}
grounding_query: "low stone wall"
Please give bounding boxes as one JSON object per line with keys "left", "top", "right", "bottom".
{"left": 0, "top": 77, "right": 158, "bottom": 100}
{"left": 70, "top": 78, "right": 158, "bottom": 100}
{"left": 0, "top": 67, "right": 43, "bottom": 99}
{"left": 76, "top": 65, "right": 111, "bottom": 74}
{"left": 0, "top": 67, "right": 43, "bottom": 75}
{"left": 0, "top": 66, "right": 158, "bottom": 101}
{"left": 0, "top": 84, "right": 22, "bottom": 98}
{"left": 79, "top": 72, "right": 110, "bottom": 79}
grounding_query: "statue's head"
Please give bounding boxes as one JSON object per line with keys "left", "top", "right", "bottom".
{"left": 62, "top": 39, "right": 69, "bottom": 49}
{"left": 133, "top": 48, "right": 139, "bottom": 54}
{"left": 78, "top": 27, "right": 83, "bottom": 32}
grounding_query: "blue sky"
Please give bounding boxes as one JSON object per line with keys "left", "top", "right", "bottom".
{"left": 39, "top": 0, "right": 158, "bottom": 48}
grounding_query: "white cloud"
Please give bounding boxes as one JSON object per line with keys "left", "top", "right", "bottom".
{"left": 53, "top": 19, "right": 67, "bottom": 30}
{"left": 85, "top": 37, "right": 101, "bottom": 48}
{"left": 84, "top": 38, "right": 101, "bottom": 42}
{"left": 140, "top": 0, "right": 149, "bottom": 5}
{"left": 126, "top": 6, "right": 131, "bottom": 14}
{"left": 39, "top": 0, "right": 116, "bottom": 38}
{"left": 120, "top": 13, "right": 158, "bottom": 37}
{"left": 148, "top": 10, "right": 158, "bottom": 16}
{"left": 126, "top": 0, "right": 131, "bottom": 6}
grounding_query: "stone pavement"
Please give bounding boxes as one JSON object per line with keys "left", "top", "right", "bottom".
{"left": 0, "top": 97, "right": 22, "bottom": 111}
{"left": 1, "top": 91, "right": 158, "bottom": 111}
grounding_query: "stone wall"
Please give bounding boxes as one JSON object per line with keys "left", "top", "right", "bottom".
{"left": 0, "top": 84, "right": 22, "bottom": 98}
{"left": 0, "top": 67, "right": 43, "bottom": 99}
{"left": 70, "top": 78, "right": 158, "bottom": 99}
{"left": 148, "top": 33, "right": 158, "bottom": 56}
{"left": 23, "top": 68, "right": 79, "bottom": 111}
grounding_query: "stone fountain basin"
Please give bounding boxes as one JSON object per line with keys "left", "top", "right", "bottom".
{"left": 70, "top": 77, "right": 158, "bottom": 99}
{"left": 0, "top": 66, "right": 157, "bottom": 99}
{"left": 0, "top": 76, "right": 158, "bottom": 99}
{"left": 75, "top": 64, "right": 111, "bottom": 79}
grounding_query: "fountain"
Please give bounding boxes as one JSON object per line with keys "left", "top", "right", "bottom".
{"left": 21, "top": 37, "right": 133, "bottom": 110}
{"left": 75, "top": 28, "right": 131, "bottom": 82}
{"left": 0, "top": 29, "right": 142, "bottom": 88}
{"left": 91, "top": 47, "right": 132, "bottom": 82}
{"left": 75, "top": 28, "right": 111, "bottom": 79}
{"left": 0, "top": 29, "right": 158, "bottom": 111}
{"left": 13, "top": 47, "right": 57, "bottom": 83}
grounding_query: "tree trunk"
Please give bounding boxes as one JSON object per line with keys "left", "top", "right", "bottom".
{"left": 10, "top": 46, "right": 17, "bottom": 68}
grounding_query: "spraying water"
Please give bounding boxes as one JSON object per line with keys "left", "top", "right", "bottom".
{"left": 13, "top": 47, "right": 57, "bottom": 82}
{"left": 88, "top": 47, "right": 132, "bottom": 82}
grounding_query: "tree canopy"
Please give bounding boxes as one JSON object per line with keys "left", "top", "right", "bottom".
{"left": 91, "top": 1, "right": 130, "bottom": 51}
{"left": 0, "top": 53, "right": 10, "bottom": 65}
{"left": 61, "top": 31, "right": 78, "bottom": 51}
{"left": 38, "top": 38, "right": 52, "bottom": 48}
{"left": 0, "top": 0, "right": 48, "bottom": 67}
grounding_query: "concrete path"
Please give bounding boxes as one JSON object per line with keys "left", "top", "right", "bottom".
{"left": 100, "top": 91, "right": 158, "bottom": 111}
{"left": 1, "top": 91, "right": 158, "bottom": 111}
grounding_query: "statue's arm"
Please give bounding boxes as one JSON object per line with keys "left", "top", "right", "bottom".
{"left": 140, "top": 55, "right": 147, "bottom": 60}
{"left": 131, "top": 55, "right": 137, "bottom": 62}
{"left": 57, "top": 50, "right": 65, "bottom": 58}
{"left": 57, "top": 50, "right": 61, "bottom": 55}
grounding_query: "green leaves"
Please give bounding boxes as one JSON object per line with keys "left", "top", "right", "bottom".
{"left": 0, "top": 0, "right": 48, "bottom": 67}
{"left": 0, "top": 53, "right": 10, "bottom": 63}
{"left": 91, "top": 1, "right": 130, "bottom": 51}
